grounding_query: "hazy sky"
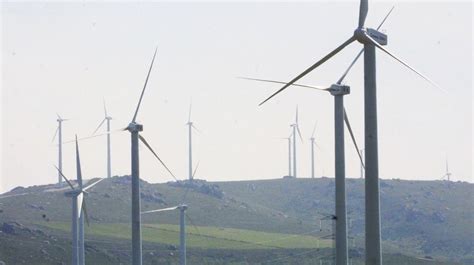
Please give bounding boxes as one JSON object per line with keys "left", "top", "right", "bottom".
{"left": 1, "top": 1, "right": 472, "bottom": 193}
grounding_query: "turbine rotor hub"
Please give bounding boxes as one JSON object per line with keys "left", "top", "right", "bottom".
{"left": 354, "top": 28, "right": 369, "bottom": 44}
{"left": 127, "top": 122, "right": 143, "bottom": 132}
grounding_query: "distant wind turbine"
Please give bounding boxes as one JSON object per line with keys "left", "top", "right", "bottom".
{"left": 52, "top": 114, "right": 69, "bottom": 184}
{"left": 123, "top": 47, "right": 177, "bottom": 265}
{"left": 186, "top": 103, "right": 200, "bottom": 181}
{"left": 142, "top": 204, "right": 188, "bottom": 265}
{"left": 309, "top": 122, "right": 318, "bottom": 178}
{"left": 442, "top": 155, "right": 452, "bottom": 181}
{"left": 55, "top": 136, "right": 104, "bottom": 265}
{"left": 92, "top": 100, "right": 113, "bottom": 178}
{"left": 291, "top": 107, "right": 303, "bottom": 178}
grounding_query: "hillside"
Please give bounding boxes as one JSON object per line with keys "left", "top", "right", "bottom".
{"left": 0, "top": 176, "right": 472, "bottom": 264}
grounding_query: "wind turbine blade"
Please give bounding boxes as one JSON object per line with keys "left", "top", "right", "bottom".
{"left": 81, "top": 198, "right": 90, "bottom": 227}
{"left": 185, "top": 213, "right": 203, "bottom": 237}
{"left": 181, "top": 185, "right": 191, "bottom": 204}
{"left": 258, "top": 36, "right": 356, "bottom": 105}
{"left": 138, "top": 134, "right": 178, "bottom": 182}
{"left": 91, "top": 118, "right": 106, "bottom": 136}
{"left": 445, "top": 157, "right": 449, "bottom": 173}
{"left": 131, "top": 47, "right": 158, "bottom": 123}
{"left": 238, "top": 77, "right": 329, "bottom": 91}
{"left": 54, "top": 165, "right": 75, "bottom": 190}
{"left": 77, "top": 192, "right": 84, "bottom": 218}
{"left": 295, "top": 106, "right": 299, "bottom": 124}
{"left": 75, "top": 136, "right": 83, "bottom": 188}
{"left": 188, "top": 102, "right": 192, "bottom": 123}
{"left": 311, "top": 122, "right": 317, "bottom": 138}
{"left": 56, "top": 113, "right": 62, "bottom": 120}
{"left": 63, "top": 129, "right": 125, "bottom": 144}
{"left": 82, "top": 178, "right": 104, "bottom": 192}
{"left": 359, "top": 0, "right": 368, "bottom": 28}
{"left": 336, "top": 49, "right": 364, "bottom": 85}
{"left": 297, "top": 125, "right": 303, "bottom": 142}
{"left": 376, "top": 6, "right": 395, "bottom": 30}
{"left": 142, "top": 206, "right": 179, "bottom": 214}
{"left": 103, "top": 99, "right": 108, "bottom": 117}
{"left": 52, "top": 126, "right": 59, "bottom": 143}
{"left": 191, "top": 124, "right": 201, "bottom": 134}
{"left": 192, "top": 161, "right": 200, "bottom": 179}
{"left": 343, "top": 109, "right": 365, "bottom": 169}
{"left": 365, "top": 34, "right": 445, "bottom": 92}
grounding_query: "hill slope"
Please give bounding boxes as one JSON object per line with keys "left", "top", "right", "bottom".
{"left": 0, "top": 176, "right": 472, "bottom": 264}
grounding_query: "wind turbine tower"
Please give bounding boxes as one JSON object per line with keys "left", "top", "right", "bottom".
{"left": 125, "top": 48, "right": 176, "bottom": 265}
{"left": 53, "top": 114, "right": 68, "bottom": 184}
{"left": 291, "top": 107, "right": 303, "bottom": 178}
{"left": 92, "top": 101, "right": 113, "bottom": 178}
{"left": 56, "top": 137, "right": 103, "bottom": 265}
{"left": 142, "top": 204, "right": 188, "bottom": 265}
{"left": 186, "top": 104, "right": 199, "bottom": 181}
{"left": 309, "top": 122, "right": 317, "bottom": 178}
{"left": 443, "top": 156, "right": 452, "bottom": 181}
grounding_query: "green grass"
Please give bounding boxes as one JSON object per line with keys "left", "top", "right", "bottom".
{"left": 43, "top": 222, "right": 332, "bottom": 250}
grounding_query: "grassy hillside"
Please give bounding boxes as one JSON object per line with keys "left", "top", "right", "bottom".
{"left": 0, "top": 176, "right": 472, "bottom": 264}
{"left": 217, "top": 177, "right": 474, "bottom": 263}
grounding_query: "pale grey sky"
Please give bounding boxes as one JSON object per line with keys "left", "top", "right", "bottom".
{"left": 1, "top": 1, "right": 472, "bottom": 192}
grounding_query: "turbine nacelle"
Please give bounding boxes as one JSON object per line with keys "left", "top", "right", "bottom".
{"left": 329, "top": 84, "right": 350, "bottom": 96}
{"left": 354, "top": 28, "right": 388, "bottom": 46}
{"left": 178, "top": 204, "right": 188, "bottom": 211}
{"left": 127, "top": 122, "right": 143, "bottom": 133}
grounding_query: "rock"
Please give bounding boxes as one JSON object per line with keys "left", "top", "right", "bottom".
{"left": 2, "top": 222, "right": 17, "bottom": 234}
{"left": 11, "top": 186, "right": 25, "bottom": 192}
{"left": 141, "top": 192, "right": 165, "bottom": 203}
{"left": 167, "top": 245, "right": 177, "bottom": 251}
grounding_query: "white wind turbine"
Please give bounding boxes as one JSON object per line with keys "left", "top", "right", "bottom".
{"left": 186, "top": 103, "right": 200, "bottom": 181}
{"left": 249, "top": 0, "right": 440, "bottom": 262}
{"left": 291, "top": 106, "right": 303, "bottom": 178}
{"left": 123, "top": 47, "right": 177, "bottom": 265}
{"left": 142, "top": 204, "right": 188, "bottom": 265}
{"left": 441, "top": 155, "right": 452, "bottom": 181}
{"left": 52, "top": 113, "right": 69, "bottom": 184}
{"left": 55, "top": 136, "right": 104, "bottom": 265}
{"left": 309, "top": 122, "right": 318, "bottom": 179}
{"left": 92, "top": 100, "right": 113, "bottom": 178}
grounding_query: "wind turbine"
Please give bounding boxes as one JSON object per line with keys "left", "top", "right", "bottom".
{"left": 186, "top": 103, "right": 199, "bottom": 181}
{"left": 291, "top": 106, "right": 303, "bottom": 178}
{"left": 142, "top": 204, "right": 188, "bottom": 265}
{"left": 124, "top": 48, "right": 177, "bottom": 265}
{"left": 55, "top": 136, "right": 104, "bottom": 265}
{"left": 92, "top": 100, "right": 113, "bottom": 178}
{"left": 52, "top": 114, "right": 68, "bottom": 184}
{"left": 254, "top": 1, "right": 440, "bottom": 263}
{"left": 242, "top": 77, "right": 363, "bottom": 265}
{"left": 442, "top": 155, "right": 452, "bottom": 181}
{"left": 309, "top": 122, "right": 318, "bottom": 178}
